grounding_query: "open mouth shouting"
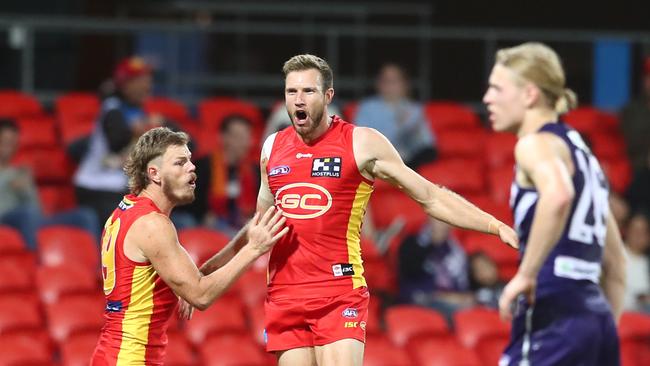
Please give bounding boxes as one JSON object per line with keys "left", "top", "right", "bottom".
{"left": 294, "top": 110, "right": 308, "bottom": 126}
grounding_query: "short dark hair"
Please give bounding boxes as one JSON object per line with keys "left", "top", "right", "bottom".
{"left": 220, "top": 114, "right": 252, "bottom": 134}
{"left": 0, "top": 118, "right": 18, "bottom": 133}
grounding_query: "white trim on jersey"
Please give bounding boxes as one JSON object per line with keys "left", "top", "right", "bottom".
{"left": 261, "top": 132, "right": 277, "bottom": 162}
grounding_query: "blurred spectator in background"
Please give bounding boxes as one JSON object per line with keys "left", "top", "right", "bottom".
{"left": 74, "top": 56, "right": 159, "bottom": 223}
{"left": 620, "top": 56, "right": 650, "bottom": 170}
{"left": 356, "top": 63, "right": 436, "bottom": 169}
{"left": 0, "top": 119, "right": 99, "bottom": 249}
{"left": 192, "top": 114, "right": 260, "bottom": 235}
{"left": 626, "top": 150, "right": 650, "bottom": 214}
{"left": 73, "top": 56, "right": 193, "bottom": 227}
{"left": 623, "top": 211, "right": 650, "bottom": 313}
{"left": 398, "top": 218, "right": 473, "bottom": 322}
{"left": 264, "top": 101, "right": 342, "bottom": 138}
{"left": 610, "top": 192, "right": 631, "bottom": 231}
{"left": 468, "top": 252, "right": 505, "bottom": 309}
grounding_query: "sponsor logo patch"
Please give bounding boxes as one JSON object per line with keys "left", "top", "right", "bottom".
{"left": 269, "top": 165, "right": 291, "bottom": 177}
{"left": 275, "top": 183, "right": 332, "bottom": 219}
{"left": 106, "top": 300, "right": 123, "bottom": 312}
{"left": 332, "top": 263, "right": 355, "bottom": 277}
{"left": 344, "top": 321, "right": 359, "bottom": 328}
{"left": 342, "top": 308, "right": 358, "bottom": 318}
{"left": 311, "top": 157, "right": 342, "bottom": 178}
{"left": 296, "top": 153, "right": 313, "bottom": 159}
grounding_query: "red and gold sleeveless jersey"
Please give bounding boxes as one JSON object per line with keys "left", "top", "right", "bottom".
{"left": 92, "top": 195, "right": 177, "bottom": 366}
{"left": 265, "top": 116, "right": 373, "bottom": 299}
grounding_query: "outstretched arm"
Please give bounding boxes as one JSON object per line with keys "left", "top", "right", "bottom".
{"left": 354, "top": 127, "right": 518, "bottom": 247}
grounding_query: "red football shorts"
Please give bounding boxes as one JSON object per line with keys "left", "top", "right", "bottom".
{"left": 264, "top": 286, "right": 370, "bottom": 352}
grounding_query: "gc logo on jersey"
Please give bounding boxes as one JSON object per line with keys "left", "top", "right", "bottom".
{"left": 311, "top": 157, "right": 342, "bottom": 178}
{"left": 275, "top": 182, "right": 332, "bottom": 219}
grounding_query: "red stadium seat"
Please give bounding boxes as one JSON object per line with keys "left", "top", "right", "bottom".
{"left": 45, "top": 294, "right": 104, "bottom": 344}
{"left": 38, "top": 184, "right": 78, "bottom": 216}
{"left": 0, "top": 295, "right": 42, "bottom": 334}
{"left": 11, "top": 147, "right": 74, "bottom": 184}
{"left": 197, "top": 97, "right": 264, "bottom": 155}
{"left": 166, "top": 331, "right": 197, "bottom": 366}
{"left": 462, "top": 231, "right": 518, "bottom": 267}
{"left": 484, "top": 132, "right": 517, "bottom": 169}
{"left": 0, "top": 90, "right": 43, "bottom": 119}
{"left": 418, "top": 159, "right": 486, "bottom": 195}
{"left": 37, "top": 226, "right": 99, "bottom": 273}
{"left": 0, "top": 253, "right": 36, "bottom": 294}
{"left": 364, "top": 335, "right": 412, "bottom": 366}
{"left": 423, "top": 101, "right": 481, "bottom": 134}
{"left": 55, "top": 93, "right": 100, "bottom": 121}
{"left": 409, "top": 336, "right": 482, "bottom": 366}
{"left": 363, "top": 258, "right": 396, "bottom": 294}
{"left": 0, "top": 226, "right": 27, "bottom": 254}
{"left": 368, "top": 189, "right": 428, "bottom": 234}
{"left": 60, "top": 333, "right": 100, "bottom": 366}
{"left": 55, "top": 92, "right": 100, "bottom": 144}
{"left": 199, "top": 334, "right": 267, "bottom": 366}
{"left": 384, "top": 305, "right": 449, "bottom": 347}
{"left": 144, "top": 96, "right": 190, "bottom": 123}
{"left": 488, "top": 165, "right": 515, "bottom": 206}
{"left": 436, "top": 129, "right": 486, "bottom": 160}
{"left": 475, "top": 335, "right": 509, "bottom": 366}
{"left": 453, "top": 307, "right": 510, "bottom": 348}
{"left": 177, "top": 228, "right": 231, "bottom": 265}
{"left": 619, "top": 312, "right": 650, "bottom": 341}
{"left": 36, "top": 264, "right": 98, "bottom": 304}
{"left": 185, "top": 296, "right": 246, "bottom": 345}
{"left": 600, "top": 158, "right": 632, "bottom": 194}
{"left": 238, "top": 270, "right": 267, "bottom": 309}
{"left": 343, "top": 101, "right": 359, "bottom": 121}
{"left": 589, "top": 131, "right": 626, "bottom": 161}
{"left": 16, "top": 116, "right": 58, "bottom": 149}
{"left": 0, "top": 332, "right": 53, "bottom": 366}
{"left": 564, "top": 106, "right": 611, "bottom": 137}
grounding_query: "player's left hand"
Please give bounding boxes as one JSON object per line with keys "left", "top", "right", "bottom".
{"left": 498, "top": 272, "right": 536, "bottom": 322}
{"left": 178, "top": 296, "right": 194, "bottom": 320}
{"left": 498, "top": 224, "right": 519, "bottom": 250}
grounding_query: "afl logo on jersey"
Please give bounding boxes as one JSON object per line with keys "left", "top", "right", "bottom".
{"left": 275, "top": 182, "right": 332, "bottom": 219}
{"left": 269, "top": 165, "right": 291, "bottom": 177}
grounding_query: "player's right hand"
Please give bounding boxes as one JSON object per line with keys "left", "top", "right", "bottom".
{"left": 246, "top": 206, "right": 289, "bottom": 256}
{"left": 498, "top": 224, "right": 519, "bottom": 250}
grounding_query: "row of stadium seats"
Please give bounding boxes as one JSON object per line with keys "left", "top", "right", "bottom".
{"left": 1, "top": 287, "right": 648, "bottom": 366}
{"left": 1, "top": 223, "right": 649, "bottom": 365}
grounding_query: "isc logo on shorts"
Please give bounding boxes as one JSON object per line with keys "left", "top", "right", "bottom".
{"left": 344, "top": 321, "right": 358, "bottom": 328}
{"left": 275, "top": 183, "right": 332, "bottom": 219}
{"left": 341, "top": 308, "right": 358, "bottom": 318}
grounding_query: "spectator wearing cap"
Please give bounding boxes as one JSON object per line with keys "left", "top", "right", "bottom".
{"left": 620, "top": 56, "right": 650, "bottom": 170}
{"left": 73, "top": 56, "right": 163, "bottom": 223}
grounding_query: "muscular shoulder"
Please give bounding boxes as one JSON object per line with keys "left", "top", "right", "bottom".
{"left": 515, "top": 132, "right": 568, "bottom": 161}
{"left": 127, "top": 212, "right": 177, "bottom": 249}
{"left": 515, "top": 132, "right": 573, "bottom": 175}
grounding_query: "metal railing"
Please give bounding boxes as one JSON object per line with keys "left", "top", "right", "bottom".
{"left": 1, "top": 13, "right": 649, "bottom": 109}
